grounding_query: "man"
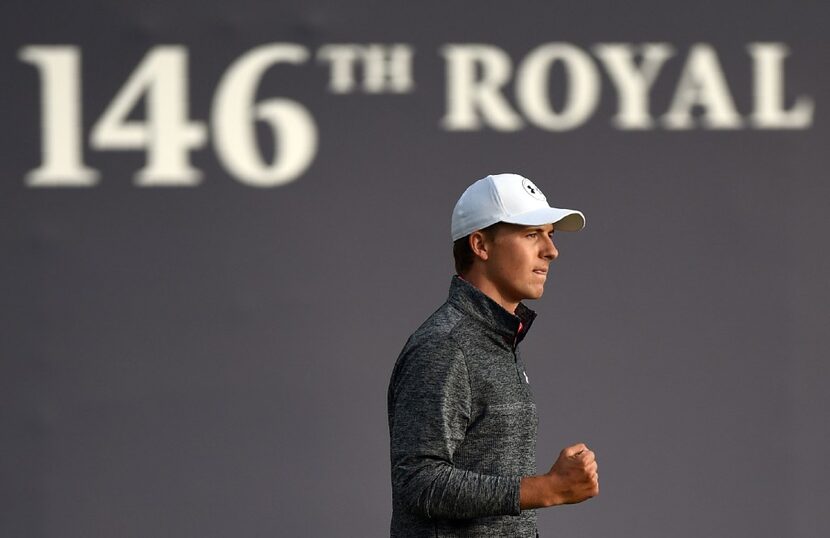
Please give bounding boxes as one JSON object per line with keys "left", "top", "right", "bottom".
{"left": 387, "top": 173, "right": 599, "bottom": 537}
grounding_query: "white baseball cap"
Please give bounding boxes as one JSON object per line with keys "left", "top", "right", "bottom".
{"left": 451, "top": 173, "right": 585, "bottom": 241}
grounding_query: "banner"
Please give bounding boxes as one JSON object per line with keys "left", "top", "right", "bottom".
{"left": 2, "top": 1, "right": 828, "bottom": 537}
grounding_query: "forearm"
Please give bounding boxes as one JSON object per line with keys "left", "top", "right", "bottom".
{"left": 393, "top": 458, "right": 521, "bottom": 519}
{"left": 519, "top": 474, "right": 559, "bottom": 509}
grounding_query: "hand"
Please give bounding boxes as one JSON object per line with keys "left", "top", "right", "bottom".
{"left": 545, "top": 443, "right": 599, "bottom": 505}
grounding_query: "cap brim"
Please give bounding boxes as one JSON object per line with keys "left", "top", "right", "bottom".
{"left": 501, "top": 207, "right": 586, "bottom": 232}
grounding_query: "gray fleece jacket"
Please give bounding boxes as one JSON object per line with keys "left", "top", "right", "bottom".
{"left": 388, "top": 276, "right": 539, "bottom": 537}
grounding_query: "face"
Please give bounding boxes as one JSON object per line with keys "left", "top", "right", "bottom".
{"left": 479, "top": 223, "right": 559, "bottom": 307}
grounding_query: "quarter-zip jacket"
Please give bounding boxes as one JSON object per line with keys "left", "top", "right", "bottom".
{"left": 388, "top": 276, "right": 539, "bottom": 537}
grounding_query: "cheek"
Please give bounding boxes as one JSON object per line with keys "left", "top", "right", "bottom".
{"left": 490, "top": 240, "right": 534, "bottom": 277}
{"left": 503, "top": 249, "right": 532, "bottom": 278}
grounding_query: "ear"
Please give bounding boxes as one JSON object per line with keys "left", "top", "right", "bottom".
{"left": 469, "top": 230, "right": 490, "bottom": 261}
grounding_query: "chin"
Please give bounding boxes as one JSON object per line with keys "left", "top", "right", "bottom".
{"left": 523, "top": 286, "right": 545, "bottom": 300}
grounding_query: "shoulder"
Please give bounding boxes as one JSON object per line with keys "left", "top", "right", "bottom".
{"left": 390, "top": 303, "right": 472, "bottom": 390}
{"left": 405, "top": 300, "right": 469, "bottom": 351}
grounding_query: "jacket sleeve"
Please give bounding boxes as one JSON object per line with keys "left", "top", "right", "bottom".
{"left": 388, "top": 339, "right": 521, "bottom": 520}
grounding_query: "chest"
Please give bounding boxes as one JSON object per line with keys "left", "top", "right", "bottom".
{"left": 466, "top": 342, "right": 536, "bottom": 421}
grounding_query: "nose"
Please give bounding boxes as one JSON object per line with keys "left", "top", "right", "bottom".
{"left": 542, "top": 235, "right": 558, "bottom": 260}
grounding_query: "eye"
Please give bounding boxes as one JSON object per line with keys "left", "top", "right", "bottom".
{"left": 527, "top": 232, "right": 538, "bottom": 238}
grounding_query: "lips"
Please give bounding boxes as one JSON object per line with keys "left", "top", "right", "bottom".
{"left": 532, "top": 269, "right": 548, "bottom": 275}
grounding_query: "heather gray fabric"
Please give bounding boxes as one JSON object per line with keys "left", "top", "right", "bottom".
{"left": 388, "top": 276, "right": 540, "bottom": 537}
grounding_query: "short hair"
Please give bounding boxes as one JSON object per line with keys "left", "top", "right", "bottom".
{"left": 452, "top": 222, "right": 503, "bottom": 275}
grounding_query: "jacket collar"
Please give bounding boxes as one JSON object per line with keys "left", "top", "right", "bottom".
{"left": 447, "top": 275, "right": 537, "bottom": 346}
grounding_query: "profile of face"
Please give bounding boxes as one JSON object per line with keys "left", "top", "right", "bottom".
{"left": 470, "top": 222, "right": 559, "bottom": 310}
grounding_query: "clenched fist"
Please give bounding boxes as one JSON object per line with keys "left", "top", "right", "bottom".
{"left": 546, "top": 443, "right": 599, "bottom": 505}
{"left": 519, "top": 442, "right": 599, "bottom": 509}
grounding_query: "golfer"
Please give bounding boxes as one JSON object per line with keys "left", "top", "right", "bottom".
{"left": 387, "top": 173, "right": 599, "bottom": 537}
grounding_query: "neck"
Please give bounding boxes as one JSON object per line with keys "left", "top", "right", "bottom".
{"left": 460, "top": 271, "right": 519, "bottom": 314}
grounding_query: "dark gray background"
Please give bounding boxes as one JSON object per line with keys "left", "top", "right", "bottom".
{"left": 2, "top": 1, "right": 828, "bottom": 536}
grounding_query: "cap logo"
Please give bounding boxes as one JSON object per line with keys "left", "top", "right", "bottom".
{"left": 521, "top": 178, "right": 546, "bottom": 201}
